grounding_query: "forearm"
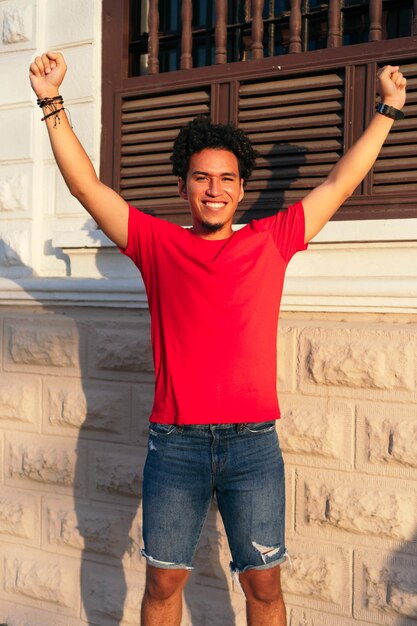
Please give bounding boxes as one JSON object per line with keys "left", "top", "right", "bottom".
{"left": 326, "top": 111, "right": 394, "bottom": 198}
{"left": 41, "top": 93, "right": 99, "bottom": 198}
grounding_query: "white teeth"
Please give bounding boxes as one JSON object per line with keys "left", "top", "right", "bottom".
{"left": 205, "top": 202, "right": 225, "bottom": 208}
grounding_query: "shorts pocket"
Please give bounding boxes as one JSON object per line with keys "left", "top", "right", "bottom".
{"left": 243, "top": 421, "right": 276, "bottom": 434}
{"left": 149, "top": 423, "right": 177, "bottom": 436}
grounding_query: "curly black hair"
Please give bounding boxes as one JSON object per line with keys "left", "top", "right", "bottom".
{"left": 171, "top": 116, "right": 258, "bottom": 183}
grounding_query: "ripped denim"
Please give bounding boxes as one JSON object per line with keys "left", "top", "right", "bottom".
{"left": 142, "top": 421, "right": 287, "bottom": 575}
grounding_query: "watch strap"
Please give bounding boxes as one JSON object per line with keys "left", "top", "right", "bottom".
{"left": 376, "top": 102, "right": 405, "bottom": 120}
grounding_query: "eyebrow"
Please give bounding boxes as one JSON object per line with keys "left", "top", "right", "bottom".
{"left": 191, "top": 170, "right": 238, "bottom": 177}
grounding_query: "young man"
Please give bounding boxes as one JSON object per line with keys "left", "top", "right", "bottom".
{"left": 30, "top": 52, "right": 406, "bottom": 626}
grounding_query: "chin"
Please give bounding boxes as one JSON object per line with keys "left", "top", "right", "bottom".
{"left": 200, "top": 220, "right": 224, "bottom": 233}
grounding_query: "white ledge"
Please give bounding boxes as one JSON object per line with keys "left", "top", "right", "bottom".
{"left": 5, "top": 226, "right": 417, "bottom": 313}
{"left": 0, "top": 277, "right": 148, "bottom": 307}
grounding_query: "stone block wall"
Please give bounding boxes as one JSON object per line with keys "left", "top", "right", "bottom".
{"left": 0, "top": 305, "right": 416, "bottom": 626}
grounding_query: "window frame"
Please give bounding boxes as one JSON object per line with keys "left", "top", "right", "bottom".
{"left": 101, "top": 0, "right": 417, "bottom": 228}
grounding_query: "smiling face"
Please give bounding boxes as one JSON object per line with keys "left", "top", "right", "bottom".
{"left": 178, "top": 148, "right": 244, "bottom": 239}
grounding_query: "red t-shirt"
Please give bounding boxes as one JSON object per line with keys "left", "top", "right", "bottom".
{"left": 122, "top": 202, "right": 307, "bottom": 424}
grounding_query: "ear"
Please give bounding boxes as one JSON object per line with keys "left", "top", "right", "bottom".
{"left": 178, "top": 177, "right": 188, "bottom": 199}
{"left": 238, "top": 179, "right": 244, "bottom": 203}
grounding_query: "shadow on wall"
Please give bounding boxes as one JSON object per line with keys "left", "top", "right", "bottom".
{"left": 382, "top": 529, "right": 417, "bottom": 625}
{"left": 0, "top": 234, "right": 238, "bottom": 626}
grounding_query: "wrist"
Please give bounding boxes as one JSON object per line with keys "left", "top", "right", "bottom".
{"left": 36, "top": 88, "right": 60, "bottom": 102}
{"left": 381, "top": 97, "right": 404, "bottom": 110}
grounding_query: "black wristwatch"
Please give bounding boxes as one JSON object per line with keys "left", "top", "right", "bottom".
{"left": 376, "top": 102, "right": 404, "bottom": 120}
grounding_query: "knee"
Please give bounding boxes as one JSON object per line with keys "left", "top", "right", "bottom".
{"left": 239, "top": 566, "right": 284, "bottom": 604}
{"left": 145, "top": 566, "right": 189, "bottom": 601}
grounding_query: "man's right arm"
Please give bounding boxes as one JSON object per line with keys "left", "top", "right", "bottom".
{"left": 30, "top": 51, "right": 129, "bottom": 249}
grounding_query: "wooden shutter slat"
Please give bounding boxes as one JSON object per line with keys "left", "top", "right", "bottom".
{"left": 255, "top": 139, "right": 343, "bottom": 154}
{"left": 239, "top": 100, "right": 343, "bottom": 121}
{"left": 374, "top": 170, "right": 417, "bottom": 183}
{"left": 373, "top": 157, "right": 417, "bottom": 172}
{"left": 122, "top": 128, "right": 183, "bottom": 145}
{"left": 239, "top": 74, "right": 344, "bottom": 96}
{"left": 122, "top": 114, "right": 206, "bottom": 133}
{"left": 122, "top": 92, "right": 210, "bottom": 112}
{"left": 241, "top": 113, "right": 343, "bottom": 133}
{"left": 121, "top": 153, "right": 172, "bottom": 166}
{"left": 239, "top": 88, "right": 344, "bottom": 109}
{"left": 121, "top": 164, "right": 172, "bottom": 177}
{"left": 257, "top": 152, "right": 339, "bottom": 166}
{"left": 121, "top": 174, "right": 175, "bottom": 187}
{"left": 373, "top": 183, "right": 417, "bottom": 193}
{"left": 122, "top": 104, "right": 209, "bottom": 124}
{"left": 122, "top": 142, "right": 174, "bottom": 155}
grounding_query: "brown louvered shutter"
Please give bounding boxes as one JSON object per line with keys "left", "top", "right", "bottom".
{"left": 120, "top": 89, "right": 211, "bottom": 223}
{"left": 373, "top": 60, "right": 417, "bottom": 195}
{"left": 236, "top": 71, "right": 345, "bottom": 220}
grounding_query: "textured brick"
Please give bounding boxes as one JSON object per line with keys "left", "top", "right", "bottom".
{"left": 299, "top": 470, "right": 417, "bottom": 544}
{"left": 0, "top": 600, "right": 82, "bottom": 626}
{"left": 90, "top": 443, "right": 147, "bottom": 503}
{"left": 182, "top": 583, "right": 246, "bottom": 626}
{"left": 44, "top": 378, "right": 130, "bottom": 440}
{"left": 89, "top": 323, "right": 153, "bottom": 379}
{"left": 43, "top": 496, "right": 139, "bottom": 561}
{"left": 5, "top": 319, "right": 81, "bottom": 371}
{"left": 0, "top": 108, "right": 31, "bottom": 160}
{"left": 289, "top": 607, "right": 373, "bottom": 626}
{"left": 1, "top": 3, "right": 34, "bottom": 45}
{"left": 300, "top": 326, "right": 414, "bottom": 395}
{"left": 282, "top": 540, "right": 351, "bottom": 615}
{"left": 0, "top": 227, "right": 29, "bottom": 268}
{"left": 1, "top": 546, "right": 80, "bottom": 614}
{"left": 81, "top": 562, "right": 144, "bottom": 625}
{"left": 278, "top": 395, "right": 354, "bottom": 469}
{"left": 357, "top": 404, "right": 417, "bottom": 478}
{"left": 277, "top": 324, "right": 297, "bottom": 392}
{"left": 355, "top": 549, "right": 417, "bottom": 623}
{"left": 6, "top": 434, "right": 86, "bottom": 493}
{"left": 0, "top": 374, "right": 40, "bottom": 426}
{"left": 0, "top": 170, "right": 29, "bottom": 211}
{"left": 131, "top": 383, "right": 154, "bottom": 446}
{"left": 0, "top": 487, "right": 39, "bottom": 543}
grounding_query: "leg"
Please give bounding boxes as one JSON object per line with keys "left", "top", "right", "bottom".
{"left": 215, "top": 423, "right": 287, "bottom": 624}
{"left": 239, "top": 564, "right": 286, "bottom": 626}
{"left": 141, "top": 424, "right": 213, "bottom": 624}
{"left": 141, "top": 563, "right": 190, "bottom": 626}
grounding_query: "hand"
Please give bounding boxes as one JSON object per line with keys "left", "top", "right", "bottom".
{"left": 29, "top": 51, "right": 67, "bottom": 99}
{"left": 377, "top": 64, "right": 407, "bottom": 110}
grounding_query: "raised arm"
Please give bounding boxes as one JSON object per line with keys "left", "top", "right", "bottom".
{"left": 29, "top": 51, "right": 129, "bottom": 249}
{"left": 302, "top": 65, "right": 407, "bottom": 243}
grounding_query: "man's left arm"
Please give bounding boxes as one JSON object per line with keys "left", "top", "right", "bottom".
{"left": 302, "top": 64, "right": 407, "bottom": 244}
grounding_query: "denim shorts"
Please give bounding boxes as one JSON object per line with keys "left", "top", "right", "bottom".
{"left": 142, "top": 421, "right": 287, "bottom": 575}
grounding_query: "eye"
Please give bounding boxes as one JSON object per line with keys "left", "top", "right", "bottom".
{"left": 195, "top": 175, "right": 207, "bottom": 182}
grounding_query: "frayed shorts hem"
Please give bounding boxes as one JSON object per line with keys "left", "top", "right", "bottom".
{"left": 230, "top": 549, "right": 288, "bottom": 576}
{"left": 141, "top": 549, "right": 194, "bottom": 571}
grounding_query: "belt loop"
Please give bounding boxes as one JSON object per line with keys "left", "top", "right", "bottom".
{"left": 237, "top": 423, "right": 246, "bottom": 432}
{"left": 178, "top": 426, "right": 184, "bottom": 434}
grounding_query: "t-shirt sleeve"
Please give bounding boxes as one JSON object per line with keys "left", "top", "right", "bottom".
{"left": 119, "top": 204, "right": 157, "bottom": 273}
{"left": 259, "top": 201, "right": 308, "bottom": 263}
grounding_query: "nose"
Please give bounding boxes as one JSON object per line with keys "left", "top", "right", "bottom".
{"left": 207, "top": 177, "right": 221, "bottom": 196}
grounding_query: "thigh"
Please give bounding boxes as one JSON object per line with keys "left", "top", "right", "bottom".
{"left": 216, "top": 423, "right": 287, "bottom": 573}
{"left": 142, "top": 424, "right": 213, "bottom": 568}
